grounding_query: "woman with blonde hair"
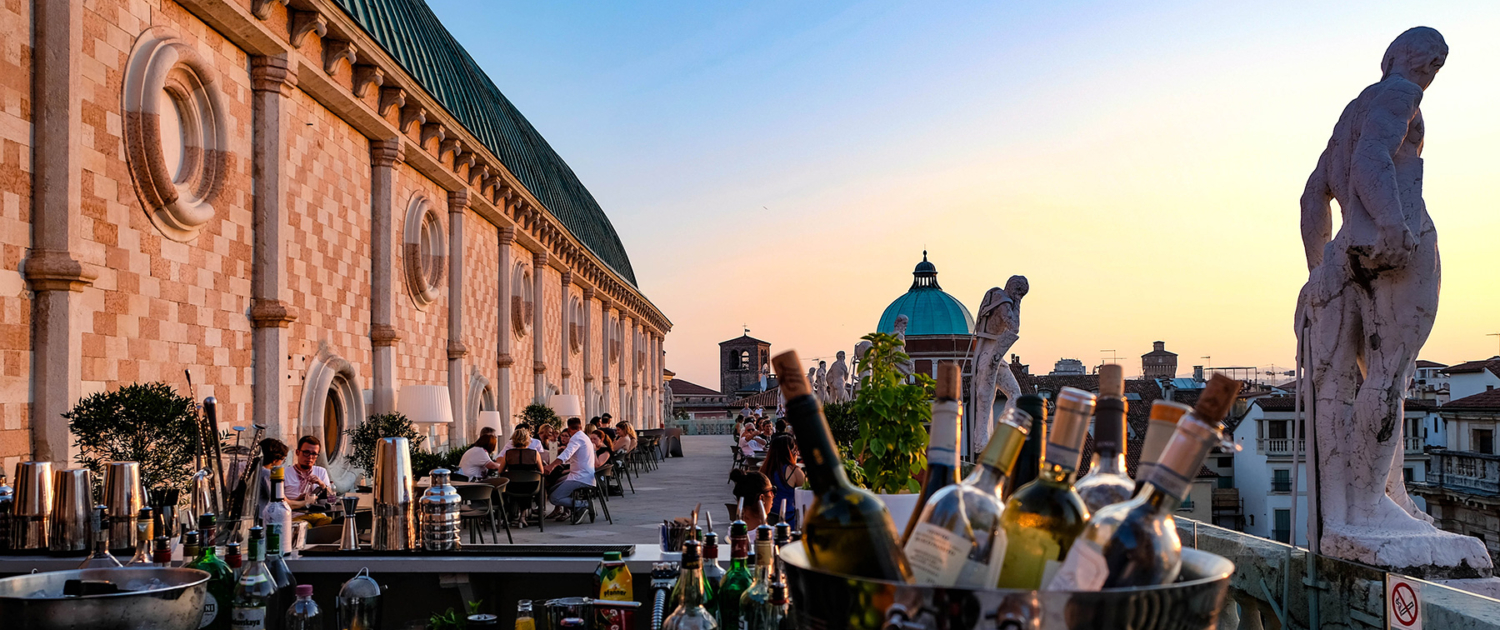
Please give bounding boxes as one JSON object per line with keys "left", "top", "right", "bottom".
{"left": 613, "top": 422, "right": 637, "bottom": 453}
{"left": 498, "top": 426, "right": 542, "bottom": 474}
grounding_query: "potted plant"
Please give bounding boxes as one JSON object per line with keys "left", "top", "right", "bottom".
{"left": 344, "top": 412, "right": 427, "bottom": 480}
{"left": 516, "top": 402, "right": 560, "bottom": 433}
{"left": 847, "top": 332, "right": 935, "bottom": 526}
{"left": 66, "top": 382, "right": 216, "bottom": 497}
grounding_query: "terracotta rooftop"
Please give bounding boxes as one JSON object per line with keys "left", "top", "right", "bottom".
{"left": 1441, "top": 358, "right": 1500, "bottom": 377}
{"left": 1252, "top": 396, "right": 1438, "bottom": 413}
{"left": 1442, "top": 388, "right": 1500, "bottom": 411}
{"left": 732, "top": 387, "right": 782, "bottom": 409}
{"left": 668, "top": 379, "right": 723, "bottom": 397}
{"left": 1415, "top": 360, "right": 1448, "bottom": 369}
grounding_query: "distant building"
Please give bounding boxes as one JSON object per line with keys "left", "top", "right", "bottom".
{"left": 1442, "top": 358, "right": 1500, "bottom": 401}
{"left": 1142, "top": 341, "right": 1179, "bottom": 378}
{"left": 875, "top": 252, "right": 976, "bottom": 378}
{"left": 1411, "top": 388, "right": 1500, "bottom": 566}
{"left": 669, "top": 379, "right": 733, "bottom": 421}
{"left": 1410, "top": 360, "right": 1451, "bottom": 404}
{"left": 719, "top": 334, "right": 772, "bottom": 397}
{"left": 1050, "top": 359, "right": 1087, "bottom": 376}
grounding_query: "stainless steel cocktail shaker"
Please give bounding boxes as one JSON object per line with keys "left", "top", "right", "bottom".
{"left": 419, "top": 469, "right": 461, "bottom": 551}
{"left": 103, "top": 462, "right": 143, "bottom": 554}
{"left": 49, "top": 468, "right": 93, "bottom": 554}
{"left": 372, "top": 437, "right": 414, "bottom": 551}
{"left": 10, "top": 462, "right": 51, "bottom": 551}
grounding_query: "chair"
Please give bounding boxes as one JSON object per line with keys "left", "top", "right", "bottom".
{"left": 305, "top": 524, "right": 343, "bottom": 545}
{"left": 570, "top": 483, "right": 613, "bottom": 525}
{"left": 457, "top": 484, "right": 498, "bottom": 545}
{"left": 479, "top": 477, "right": 515, "bottom": 544}
{"left": 597, "top": 462, "right": 627, "bottom": 497}
{"left": 611, "top": 452, "right": 636, "bottom": 494}
{"left": 500, "top": 470, "right": 546, "bottom": 532}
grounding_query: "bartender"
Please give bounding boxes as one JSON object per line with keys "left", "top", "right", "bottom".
{"left": 285, "top": 436, "right": 336, "bottom": 525}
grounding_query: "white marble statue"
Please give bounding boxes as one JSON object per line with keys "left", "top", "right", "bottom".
{"left": 1296, "top": 27, "right": 1489, "bottom": 571}
{"left": 826, "top": 350, "right": 850, "bottom": 403}
{"left": 758, "top": 362, "right": 769, "bottom": 392}
{"left": 892, "top": 314, "right": 916, "bottom": 380}
{"left": 663, "top": 380, "right": 674, "bottom": 420}
{"left": 815, "top": 361, "right": 830, "bottom": 403}
{"left": 851, "top": 341, "right": 873, "bottom": 396}
{"left": 971, "top": 276, "right": 1028, "bottom": 449}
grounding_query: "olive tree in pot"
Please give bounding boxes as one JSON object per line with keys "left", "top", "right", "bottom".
{"left": 344, "top": 412, "right": 429, "bottom": 480}
{"left": 516, "top": 402, "right": 560, "bottom": 433}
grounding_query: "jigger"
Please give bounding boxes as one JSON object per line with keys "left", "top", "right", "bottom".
{"left": 103, "top": 462, "right": 143, "bottom": 554}
{"left": 339, "top": 496, "right": 361, "bottom": 551}
{"left": 49, "top": 468, "right": 94, "bottom": 555}
{"left": 11, "top": 461, "right": 53, "bottom": 551}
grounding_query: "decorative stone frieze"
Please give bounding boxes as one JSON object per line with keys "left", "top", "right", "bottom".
{"left": 448, "top": 340, "right": 468, "bottom": 359}
{"left": 251, "top": 0, "right": 288, "bottom": 20}
{"left": 421, "top": 123, "right": 446, "bottom": 150}
{"left": 123, "top": 27, "right": 229, "bottom": 243}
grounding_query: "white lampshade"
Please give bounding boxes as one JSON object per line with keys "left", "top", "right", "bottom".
{"left": 550, "top": 394, "right": 583, "bottom": 419}
{"left": 476, "top": 410, "right": 504, "bottom": 435}
{"left": 397, "top": 385, "right": 454, "bottom": 424}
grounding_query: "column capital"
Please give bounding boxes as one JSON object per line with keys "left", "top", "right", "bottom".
{"left": 370, "top": 138, "right": 405, "bottom": 167}
{"left": 447, "top": 340, "right": 468, "bottom": 359}
{"left": 560, "top": 270, "right": 573, "bottom": 286}
{"left": 532, "top": 250, "right": 549, "bottom": 267}
{"left": 534, "top": 361, "right": 547, "bottom": 375}
{"left": 250, "top": 55, "right": 298, "bottom": 95}
{"left": 447, "top": 189, "right": 470, "bottom": 213}
{"left": 249, "top": 298, "right": 297, "bottom": 328}
{"left": 498, "top": 226, "right": 516, "bottom": 245}
{"left": 370, "top": 323, "right": 401, "bottom": 347}
{"left": 582, "top": 286, "right": 596, "bottom": 300}
{"left": 23, "top": 249, "right": 96, "bottom": 292}
{"left": 498, "top": 353, "right": 514, "bottom": 368}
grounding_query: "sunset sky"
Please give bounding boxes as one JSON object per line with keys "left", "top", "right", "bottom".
{"left": 429, "top": 1, "right": 1500, "bottom": 388}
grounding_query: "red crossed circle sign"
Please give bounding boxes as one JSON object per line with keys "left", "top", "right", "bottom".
{"left": 1391, "top": 581, "right": 1419, "bottom": 626}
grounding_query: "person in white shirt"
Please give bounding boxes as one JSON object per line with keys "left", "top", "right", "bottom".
{"left": 543, "top": 418, "right": 596, "bottom": 524}
{"left": 284, "top": 436, "right": 335, "bottom": 516}
{"left": 740, "top": 426, "right": 764, "bottom": 457}
{"left": 457, "top": 433, "right": 502, "bottom": 480}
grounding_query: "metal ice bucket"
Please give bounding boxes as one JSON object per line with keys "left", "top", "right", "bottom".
{"left": 11, "top": 461, "right": 52, "bottom": 551}
{"left": 0, "top": 567, "right": 209, "bottom": 630}
{"left": 780, "top": 542, "right": 1233, "bottom": 630}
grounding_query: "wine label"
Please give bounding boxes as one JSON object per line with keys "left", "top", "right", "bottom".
{"left": 231, "top": 606, "right": 267, "bottom": 630}
{"left": 198, "top": 593, "right": 219, "bottom": 628}
{"left": 1047, "top": 539, "right": 1108, "bottom": 592}
{"left": 905, "top": 522, "right": 973, "bottom": 586}
{"left": 954, "top": 525, "right": 1006, "bottom": 588}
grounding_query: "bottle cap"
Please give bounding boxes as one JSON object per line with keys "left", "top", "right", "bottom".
{"left": 935, "top": 361, "right": 961, "bottom": 401}
{"left": 137, "top": 507, "right": 152, "bottom": 520}
{"left": 1098, "top": 364, "right": 1124, "bottom": 397}
{"left": 183, "top": 530, "right": 199, "bottom": 544}
{"left": 198, "top": 513, "right": 216, "bottom": 529}
{"left": 296, "top": 584, "right": 314, "bottom": 597}
{"left": 1149, "top": 400, "right": 1192, "bottom": 424}
{"left": 272, "top": 466, "right": 285, "bottom": 482}
{"left": 1047, "top": 387, "right": 1096, "bottom": 469}
{"left": 756, "top": 524, "right": 774, "bottom": 542}
{"left": 603, "top": 551, "right": 622, "bottom": 561}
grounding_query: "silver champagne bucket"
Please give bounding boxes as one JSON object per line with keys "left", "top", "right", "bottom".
{"left": 372, "top": 437, "right": 414, "bottom": 551}
{"left": 49, "top": 468, "right": 93, "bottom": 555}
{"left": 11, "top": 461, "right": 52, "bottom": 551}
{"left": 781, "top": 542, "right": 1233, "bottom": 630}
{"left": 103, "top": 462, "right": 144, "bottom": 554}
{"left": 0, "top": 567, "right": 209, "bottom": 630}
{"left": 419, "top": 469, "right": 462, "bottom": 551}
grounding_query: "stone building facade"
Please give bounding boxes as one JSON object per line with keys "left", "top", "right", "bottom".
{"left": 2, "top": 0, "right": 670, "bottom": 478}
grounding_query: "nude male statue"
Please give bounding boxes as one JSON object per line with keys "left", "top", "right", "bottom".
{"left": 971, "top": 276, "right": 1028, "bottom": 449}
{"left": 892, "top": 315, "right": 916, "bottom": 380}
{"left": 1297, "top": 27, "right": 1488, "bottom": 569}
{"left": 826, "top": 350, "right": 850, "bottom": 403}
{"left": 815, "top": 361, "right": 830, "bottom": 403}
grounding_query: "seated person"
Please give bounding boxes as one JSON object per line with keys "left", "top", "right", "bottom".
{"left": 284, "top": 436, "right": 336, "bottom": 525}
{"left": 256, "top": 438, "right": 288, "bottom": 516}
{"left": 590, "top": 429, "right": 613, "bottom": 468}
{"left": 739, "top": 426, "right": 764, "bottom": 457}
{"left": 730, "top": 469, "right": 775, "bottom": 530}
{"left": 498, "top": 427, "right": 543, "bottom": 473}
{"left": 543, "top": 418, "right": 596, "bottom": 524}
{"left": 613, "top": 422, "right": 636, "bottom": 453}
{"left": 457, "top": 433, "right": 503, "bottom": 480}
{"left": 594, "top": 416, "right": 618, "bottom": 440}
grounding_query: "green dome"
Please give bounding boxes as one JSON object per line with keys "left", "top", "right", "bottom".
{"left": 877, "top": 253, "right": 974, "bottom": 336}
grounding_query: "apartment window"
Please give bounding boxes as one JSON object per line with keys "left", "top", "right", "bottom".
{"left": 1273, "top": 509, "right": 1291, "bottom": 543}
{"left": 1476, "top": 429, "right": 1495, "bottom": 455}
{"left": 1217, "top": 456, "right": 1234, "bottom": 468}
{"left": 1272, "top": 469, "right": 1291, "bottom": 492}
{"left": 1268, "top": 420, "right": 1288, "bottom": 440}
{"left": 1403, "top": 467, "right": 1414, "bottom": 483}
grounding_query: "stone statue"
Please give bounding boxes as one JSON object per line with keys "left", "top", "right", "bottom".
{"left": 815, "top": 361, "right": 830, "bottom": 403}
{"left": 1296, "top": 27, "right": 1488, "bottom": 571}
{"left": 852, "top": 340, "right": 873, "bottom": 395}
{"left": 971, "top": 276, "right": 1028, "bottom": 449}
{"left": 826, "top": 350, "right": 850, "bottom": 403}
{"left": 759, "top": 362, "right": 770, "bottom": 392}
{"left": 662, "top": 380, "right": 674, "bottom": 420}
{"left": 892, "top": 314, "right": 916, "bottom": 380}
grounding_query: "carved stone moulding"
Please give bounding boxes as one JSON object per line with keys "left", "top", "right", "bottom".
{"left": 402, "top": 194, "right": 447, "bottom": 308}
{"left": 123, "top": 27, "right": 228, "bottom": 243}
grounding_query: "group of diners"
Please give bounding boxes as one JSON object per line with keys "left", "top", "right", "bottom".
{"left": 728, "top": 414, "right": 804, "bottom": 531}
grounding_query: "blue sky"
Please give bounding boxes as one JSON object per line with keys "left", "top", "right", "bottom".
{"left": 429, "top": 1, "right": 1500, "bottom": 387}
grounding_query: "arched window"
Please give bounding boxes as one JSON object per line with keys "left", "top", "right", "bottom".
{"left": 739, "top": 350, "right": 750, "bottom": 370}
{"left": 299, "top": 343, "right": 365, "bottom": 468}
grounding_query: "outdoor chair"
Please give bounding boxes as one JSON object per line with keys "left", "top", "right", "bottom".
{"left": 458, "top": 483, "right": 499, "bottom": 545}
{"left": 570, "top": 483, "right": 613, "bottom": 525}
{"left": 598, "top": 462, "right": 629, "bottom": 497}
{"left": 608, "top": 453, "right": 636, "bottom": 494}
{"left": 499, "top": 470, "right": 546, "bottom": 532}
{"left": 480, "top": 477, "right": 515, "bottom": 543}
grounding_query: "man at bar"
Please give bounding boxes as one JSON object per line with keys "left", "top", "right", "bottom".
{"left": 542, "top": 417, "right": 596, "bottom": 524}
{"left": 285, "top": 436, "right": 335, "bottom": 510}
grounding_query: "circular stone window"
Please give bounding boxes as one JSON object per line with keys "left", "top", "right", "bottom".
{"left": 403, "top": 195, "right": 447, "bottom": 307}
{"left": 123, "top": 27, "right": 228, "bottom": 242}
{"left": 512, "top": 263, "right": 533, "bottom": 337}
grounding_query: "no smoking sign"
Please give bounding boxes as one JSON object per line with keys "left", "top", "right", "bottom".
{"left": 1386, "top": 575, "right": 1422, "bottom": 630}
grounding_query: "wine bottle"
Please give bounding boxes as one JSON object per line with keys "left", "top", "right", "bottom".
{"left": 127, "top": 507, "right": 155, "bottom": 566}
{"left": 1006, "top": 394, "right": 1048, "bottom": 495}
{"left": 232, "top": 526, "right": 276, "bottom": 630}
{"left": 264, "top": 524, "right": 297, "bottom": 630}
{"left": 701, "top": 530, "right": 725, "bottom": 621}
{"left": 1136, "top": 400, "right": 1191, "bottom": 485}
{"left": 262, "top": 467, "right": 293, "bottom": 557}
{"left": 904, "top": 406, "right": 1031, "bottom": 587}
{"left": 901, "top": 361, "right": 963, "bottom": 544}
{"left": 739, "top": 525, "right": 777, "bottom": 630}
{"left": 718, "top": 519, "right": 753, "bottom": 628}
{"left": 771, "top": 350, "right": 912, "bottom": 582}
{"left": 186, "top": 514, "right": 236, "bottom": 630}
{"left": 995, "top": 387, "right": 1094, "bottom": 589}
{"left": 768, "top": 580, "right": 791, "bottom": 630}
{"left": 662, "top": 540, "right": 719, "bottom": 630}
{"left": 1074, "top": 364, "right": 1135, "bottom": 512}
{"left": 1048, "top": 375, "right": 1239, "bottom": 591}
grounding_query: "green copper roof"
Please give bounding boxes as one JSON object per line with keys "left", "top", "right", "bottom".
{"left": 877, "top": 253, "right": 974, "bottom": 336}
{"left": 331, "top": 0, "right": 637, "bottom": 286}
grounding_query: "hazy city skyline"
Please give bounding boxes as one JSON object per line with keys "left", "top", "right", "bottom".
{"left": 430, "top": 1, "right": 1500, "bottom": 388}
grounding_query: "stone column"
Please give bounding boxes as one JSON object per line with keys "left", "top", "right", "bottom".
{"left": 447, "top": 190, "right": 469, "bottom": 444}
{"left": 496, "top": 227, "right": 515, "bottom": 439}
{"left": 369, "top": 139, "right": 405, "bottom": 415}
{"left": 631, "top": 319, "right": 642, "bottom": 429}
{"left": 582, "top": 287, "right": 595, "bottom": 419}
{"left": 600, "top": 300, "right": 612, "bottom": 418}
{"left": 559, "top": 271, "right": 572, "bottom": 396}
{"left": 249, "top": 57, "right": 298, "bottom": 440}
{"left": 26, "top": 0, "right": 96, "bottom": 463}
{"left": 532, "top": 251, "right": 548, "bottom": 404}
{"left": 618, "top": 312, "right": 627, "bottom": 426}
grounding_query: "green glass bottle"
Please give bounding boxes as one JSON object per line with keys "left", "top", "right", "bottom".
{"left": 995, "top": 387, "right": 1093, "bottom": 590}
{"left": 717, "top": 519, "right": 753, "bottom": 629}
{"left": 700, "top": 531, "right": 724, "bottom": 620}
{"left": 772, "top": 351, "right": 911, "bottom": 582}
{"left": 738, "top": 525, "right": 776, "bottom": 630}
{"left": 1006, "top": 395, "right": 1048, "bottom": 496}
{"left": 185, "top": 514, "right": 235, "bottom": 630}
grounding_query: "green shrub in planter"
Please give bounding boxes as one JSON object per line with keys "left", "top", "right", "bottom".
{"left": 849, "top": 332, "right": 935, "bottom": 494}
{"left": 516, "top": 402, "right": 560, "bottom": 432}
{"left": 65, "top": 382, "right": 216, "bottom": 495}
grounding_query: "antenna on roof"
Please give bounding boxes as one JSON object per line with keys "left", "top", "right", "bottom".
{"left": 1488, "top": 332, "right": 1500, "bottom": 355}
